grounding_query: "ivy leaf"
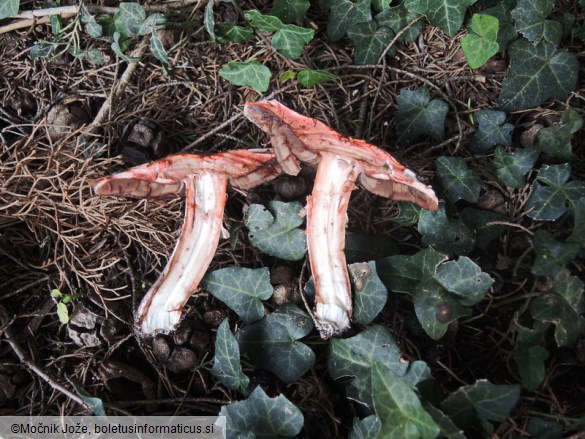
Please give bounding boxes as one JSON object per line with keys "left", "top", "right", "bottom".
{"left": 418, "top": 205, "right": 476, "bottom": 255}
{"left": 393, "top": 202, "right": 422, "bottom": 226}
{"left": 412, "top": 277, "right": 470, "bottom": 339}
{"left": 436, "top": 157, "right": 481, "bottom": 203}
{"left": 80, "top": 4, "right": 103, "bottom": 38}
{"left": 350, "top": 416, "right": 381, "bottom": 439}
{"left": 482, "top": 0, "right": 517, "bottom": 51}
{"left": 244, "top": 201, "right": 306, "bottom": 261}
{"left": 211, "top": 319, "right": 250, "bottom": 394}
{"left": 442, "top": 380, "right": 521, "bottom": 429}
{"left": 534, "top": 108, "right": 583, "bottom": 160}
{"left": 297, "top": 69, "right": 337, "bottom": 87}
{"left": 434, "top": 257, "right": 494, "bottom": 306}
{"left": 349, "top": 262, "right": 388, "bottom": 325}
{"left": 461, "top": 14, "right": 500, "bottom": 69}
{"left": 219, "top": 60, "right": 271, "bottom": 92}
{"left": 469, "top": 110, "right": 513, "bottom": 154}
{"left": 271, "top": 24, "right": 314, "bottom": 59}
{"left": 530, "top": 294, "right": 585, "bottom": 347}
{"left": 30, "top": 42, "right": 55, "bottom": 60}
{"left": 460, "top": 207, "right": 507, "bottom": 250}
{"left": 237, "top": 304, "right": 315, "bottom": 383}
{"left": 513, "top": 345, "right": 549, "bottom": 391}
{"left": 245, "top": 9, "right": 283, "bottom": 32}
{"left": 372, "top": 363, "right": 440, "bottom": 439}
{"left": 567, "top": 197, "right": 585, "bottom": 247}
{"left": 531, "top": 231, "right": 580, "bottom": 277}
{"left": 377, "top": 248, "right": 448, "bottom": 294}
{"left": 219, "top": 386, "right": 303, "bottom": 438}
{"left": 491, "top": 146, "right": 539, "bottom": 188}
{"left": 347, "top": 22, "right": 395, "bottom": 64}
{"left": 216, "top": 23, "right": 253, "bottom": 43}
{"left": 201, "top": 267, "right": 273, "bottom": 324}
{"left": 404, "top": 0, "right": 477, "bottom": 37}
{"left": 327, "top": 326, "right": 410, "bottom": 407}
{"left": 114, "top": 2, "right": 147, "bottom": 36}
{"left": 511, "top": 0, "right": 561, "bottom": 44}
{"left": 111, "top": 32, "right": 139, "bottom": 63}
{"left": 271, "top": 0, "right": 310, "bottom": 23}
{"left": 375, "top": 3, "right": 423, "bottom": 42}
{"left": 552, "top": 268, "right": 584, "bottom": 310}
{"left": 525, "top": 164, "right": 585, "bottom": 221}
{"left": 203, "top": 0, "right": 215, "bottom": 41}
{"left": 498, "top": 40, "right": 578, "bottom": 112}
{"left": 396, "top": 87, "right": 449, "bottom": 145}
{"left": 149, "top": 31, "right": 169, "bottom": 65}
{"left": 327, "top": 0, "right": 372, "bottom": 41}
{"left": 0, "top": 0, "right": 19, "bottom": 20}
{"left": 345, "top": 234, "right": 398, "bottom": 263}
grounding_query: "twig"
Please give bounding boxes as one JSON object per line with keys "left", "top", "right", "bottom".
{"left": 0, "top": 306, "right": 93, "bottom": 412}
{"left": 86, "top": 36, "right": 151, "bottom": 135}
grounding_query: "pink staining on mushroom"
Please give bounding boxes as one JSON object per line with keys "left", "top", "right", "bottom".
{"left": 245, "top": 100, "right": 439, "bottom": 338}
{"left": 92, "top": 150, "right": 282, "bottom": 335}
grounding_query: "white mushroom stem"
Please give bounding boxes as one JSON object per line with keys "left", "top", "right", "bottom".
{"left": 307, "top": 154, "right": 360, "bottom": 338}
{"left": 135, "top": 171, "right": 227, "bottom": 335}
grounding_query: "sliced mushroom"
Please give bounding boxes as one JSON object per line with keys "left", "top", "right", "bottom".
{"left": 92, "top": 150, "right": 282, "bottom": 335}
{"left": 244, "top": 100, "right": 439, "bottom": 338}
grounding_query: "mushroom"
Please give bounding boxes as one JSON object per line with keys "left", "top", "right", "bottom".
{"left": 92, "top": 150, "right": 282, "bottom": 335}
{"left": 244, "top": 100, "right": 439, "bottom": 338}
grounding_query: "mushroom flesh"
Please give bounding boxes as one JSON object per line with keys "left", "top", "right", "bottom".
{"left": 244, "top": 100, "right": 439, "bottom": 338}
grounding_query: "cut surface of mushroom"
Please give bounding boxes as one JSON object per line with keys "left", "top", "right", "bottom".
{"left": 245, "top": 100, "right": 439, "bottom": 338}
{"left": 92, "top": 150, "right": 282, "bottom": 335}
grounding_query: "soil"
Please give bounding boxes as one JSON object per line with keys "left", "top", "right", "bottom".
{"left": 1, "top": 1, "right": 584, "bottom": 438}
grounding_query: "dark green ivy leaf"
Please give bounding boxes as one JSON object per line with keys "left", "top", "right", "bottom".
{"left": 216, "top": 23, "right": 254, "bottom": 43}
{"left": 377, "top": 247, "right": 448, "bottom": 294}
{"left": 499, "top": 40, "right": 578, "bottom": 112}
{"left": 567, "top": 197, "right": 585, "bottom": 247}
{"left": 349, "top": 262, "right": 388, "bottom": 324}
{"left": 469, "top": 110, "right": 513, "bottom": 154}
{"left": 511, "top": 0, "right": 561, "bottom": 44}
{"left": 0, "top": 0, "right": 19, "bottom": 20}
{"left": 531, "top": 230, "right": 580, "bottom": 277}
{"left": 345, "top": 234, "right": 398, "bottom": 263}
{"left": 460, "top": 207, "right": 508, "bottom": 250}
{"left": 149, "top": 31, "right": 169, "bottom": 65}
{"left": 237, "top": 304, "right": 315, "bottom": 383}
{"left": 396, "top": 87, "right": 449, "bottom": 145}
{"left": 245, "top": 201, "right": 306, "bottom": 261}
{"left": 211, "top": 319, "right": 250, "bottom": 394}
{"left": 491, "top": 146, "right": 539, "bottom": 188}
{"left": 271, "top": 0, "right": 310, "bottom": 23}
{"left": 201, "top": 267, "right": 273, "bottom": 323}
{"left": 111, "top": 31, "right": 139, "bottom": 63}
{"left": 525, "top": 164, "right": 585, "bottom": 220}
{"left": 552, "top": 268, "right": 584, "bottom": 310}
{"left": 436, "top": 157, "right": 481, "bottom": 203}
{"left": 114, "top": 2, "right": 147, "bottom": 36}
{"left": 513, "top": 345, "right": 549, "bottom": 391}
{"left": 347, "top": 21, "right": 395, "bottom": 64}
{"left": 404, "top": 0, "right": 477, "bottom": 37}
{"left": 412, "top": 277, "right": 470, "bottom": 339}
{"left": 530, "top": 293, "right": 585, "bottom": 347}
{"left": 482, "top": 0, "right": 518, "bottom": 51}
{"left": 327, "top": 0, "right": 372, "bottom": 42}
{"left": 534, "top": 108, "right": 583, "bottom": 160}
{"left": 349, "top": 416, "right": 381, "bottom": 439}
{"left": 219, "top": 386, "right": 303, "bottom": 438}
{"left": 442, "top": 380, "right": 521, "bottom": 429}
{"left": 434, "top": 256, "right": 494, "bottom": 306}
{"left": 393, "top": 201, "right": 422, "bottom": 226}
{"left": 418, "top": 205, "right": 476, "bottom": 255}
{"left": 372, "top": 363, "right": 441, "bottom": 438}
{"left": 375, "top": 3, "right": 423, "bottom": 42}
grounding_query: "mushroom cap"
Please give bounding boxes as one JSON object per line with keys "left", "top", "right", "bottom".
{"left": 92, "top": 150, "right": 282, "bottom": 199}
{"left": 245, "top": 100, "right": 439, "bottom": 211}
